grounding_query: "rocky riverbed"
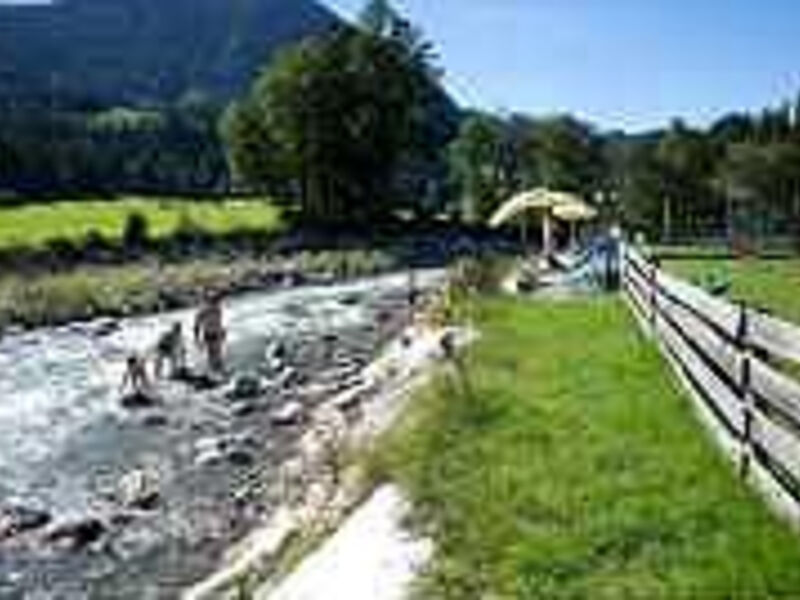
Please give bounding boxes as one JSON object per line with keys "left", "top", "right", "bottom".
{"left": 0, "top": 271, "right": 441, "bottom": 599}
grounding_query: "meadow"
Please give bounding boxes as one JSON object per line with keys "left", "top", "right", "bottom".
{"left": 666, "top": 257, "right": 800, "bottom": 323}
{"left": 0, "top": 197, "right": 283, "bottom": 249}
{"left": 372, "top": 298, "right": 800, "bottom": 599}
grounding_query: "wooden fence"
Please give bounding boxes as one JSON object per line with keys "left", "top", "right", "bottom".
{"left": 621, "top": 244, "right": 800, "bottom": 524}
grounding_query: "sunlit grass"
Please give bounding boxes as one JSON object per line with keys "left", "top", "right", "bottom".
{"left": 0, "top": 197, "right": 282, "bottom": 249}
{"left": 666, "top": 258, "right": 800, "bottom": 323}
{"left": 372, "top": 298, "right": 800, "bottom": 599}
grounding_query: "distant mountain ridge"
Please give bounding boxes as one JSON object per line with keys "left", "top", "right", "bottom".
{"left": 0, "top": 0, "right": 340, "bottom": 107}
{"left": 0, "top": 0, "right": 461, "bottom": 198}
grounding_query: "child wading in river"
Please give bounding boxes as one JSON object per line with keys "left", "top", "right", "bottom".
{"left": 194, "top": 293, "right": 227, "bottom": 375}
{"left": 120, "top": 354, "right": 153, "bottom": 402}
{"left": 154, "top": 322, "right": 187, "bottom": 379}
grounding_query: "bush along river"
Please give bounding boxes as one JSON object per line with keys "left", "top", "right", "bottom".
{"left": 0, "top": 270, "right": 441, "bottom": 599}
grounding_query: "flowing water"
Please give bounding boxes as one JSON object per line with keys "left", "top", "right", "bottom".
{"left": 0, "top": 271, "right": 440, "bottom": 599}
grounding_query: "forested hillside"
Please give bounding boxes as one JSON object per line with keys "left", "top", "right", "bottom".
{"left": 0, "top": 0, "right": 339, "bottom": 195}
{"left": 0, "top": 0, "right": 338, "bottom": 106}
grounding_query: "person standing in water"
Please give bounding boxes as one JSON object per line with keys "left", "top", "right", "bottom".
{"left": 194, "top": 293, "right": 226, "bottom": 375}
{"left": 154, "top": 322, "right": 187, "bottom": 379}
{"left": 120, "top": 354, "right": 151, "bottom": 399}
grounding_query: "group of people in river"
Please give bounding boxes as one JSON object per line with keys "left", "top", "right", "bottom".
{"left": 119, "top": 293, "right": 226, "bottom": 402}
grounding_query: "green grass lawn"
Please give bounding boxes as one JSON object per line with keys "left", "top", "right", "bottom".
{"left": 0, "top": 197, "right": 282, "bottom": 249}
{"left": 666, "top": 258, "right": 800, "bottom": 323}
{"left": 373, "top": 298, "right": 800, "bottom": 599}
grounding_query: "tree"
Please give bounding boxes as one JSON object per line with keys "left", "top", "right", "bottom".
{"left": 223, "top": 1, "right": 445, "bottom": 224}
{"left": 655, "top": 120, "right": 716, "bottom": 241}
{"left": 359, "top": 0, "right": 397, "bottom": 37}
{"left": 448, "top": 113, "right": 506, "bottom": 223}
{"left": 530, "top": 116, "right": 603, "bottom": 196}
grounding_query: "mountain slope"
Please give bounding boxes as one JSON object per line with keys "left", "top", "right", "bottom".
{"left": 0, "top": 0, "right": 340, "bottom": 107}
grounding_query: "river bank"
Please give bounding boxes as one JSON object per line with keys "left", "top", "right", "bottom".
{"left": 0, "top": 249, "right": 397, "bottom": 333}
{"left": 0, "top": 226, "right": 516, "bottom": 333}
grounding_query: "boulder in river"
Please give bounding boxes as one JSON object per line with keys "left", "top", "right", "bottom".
{"left": 226, "top": 373, "right": 263, "bottom": 401}
{"left": 118, "top": 469, "right": 160, "bottom": 511}
{"left": 0, "top": 502, "right": 51, "bottom": 541}
{"left": 184, "top": 370, "right": 226, "bottom": 391}
{"left": 339, "top": 292, "right": 364, "bottom": 306}
{"left": 194, "top": 436, "right": 229, "bottom": 467}
{"left": 231, "top": 401, "right": 260, "bottom": 418}
{"left": 92, "top": 318, "right": 121, "bottom": 338}
{"left": 120, "top": 392, "right": 160, "bottom": 410}
{"left": 271, "top": 401, "right": 304, "bottom": 427}
{"left": 225, "top": 448, "right": 255, "bottom": 467}
{"left": 45, "top": 517, "right": 106, "bottom": 551}
{"left": 140, "top": 412, "right": 169, "bottom": 428}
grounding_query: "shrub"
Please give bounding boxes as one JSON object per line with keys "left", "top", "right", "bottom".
{"left": 82, "top": 229, "right": 115, "bottom": 263}
{"left": 122, "top": 211, "right": 150, "bottom": 251}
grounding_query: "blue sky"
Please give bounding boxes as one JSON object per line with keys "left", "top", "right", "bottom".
{"left": 3, "top": 0, "right": 798, "bottom": 132}
{"left": 326, "top": 0, "right": 800, "bottom": 132}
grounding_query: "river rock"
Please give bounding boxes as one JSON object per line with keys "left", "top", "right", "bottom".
{"left": 0, "top": 502, "right": 51, "bottom": 541}
{"left": 194, "top": 436, "right": 228, "bottom": 467}
{"left": 92, "top": 318, "right": 120, "bottom": 338}
{"left": 45, "top": 517, "right": 106, "bottom": 551}
{"left": 270, "top": 401, "right": 304, "bottom": 426}
{"left": 225, "top": 448, "right": 255, "bottom": 467}
{"left": 263, "top": 341, "right": 290, "bottom": 373}
{"left": 195, "top": 447, "right": 224, "bottom": 467}
{"left": 339, "top": 292, "right": 363, "bottom": 306}
{"left": 231, "top": 401, "right": 259, "bottom": 418}
{"left": 226, "top": 373, "right": 263, "bottom": 401}
{"left": 140, "top": 412, "right": 169, "bottom": 428}
{"left": 120, "top": 392, "right": 160, "bottom": 410}
{"left": 118, "top": 469, "right": 160, "bottom": 511}
{"left": 177, "top": 369, "right": 225, "bottom": 391}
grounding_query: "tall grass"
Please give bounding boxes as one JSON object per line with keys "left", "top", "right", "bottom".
{"left": 0, "top": 249, "right": 397, "bottom": 329}
{"left": 372, "top": 298, "right": 800, "bottom": 598}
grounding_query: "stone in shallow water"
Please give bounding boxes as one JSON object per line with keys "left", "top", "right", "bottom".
{"left": 0, "top": 502, "right": 51, "bottom": 541}
{"left": 226, "top": 373, "right": 263, "bottom": 401}
{"left": 231, "top": 401, "right": 259, "bottom": 418}
{"left": 92, "top": 318, "right": 121, "bottom": 338}
{"left": 225, "top": 448, "right": 255, "bottom": 467}
{"left": 195, "top": 448, "right": 225, "bottom": 467}
{"left": 271, "top": 401, "right": 304, "bottom": 426}
{"left": 120, "top": 392, "right": 160, "bottom": 410}
{"left": 45, "top": 517, "right": 106, "bottom": 551}
{"left": 118, "top": 469, "right": 160, "bottom": 511}
{"left": 140, "top": 412, "right": 169, "bottom": 428}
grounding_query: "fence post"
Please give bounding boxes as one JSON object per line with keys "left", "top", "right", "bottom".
{"left": 737, "top": 302, "right": 754, "bottom": 480}
{"left": 648, "top": 257, "right": 660, "bottom": 333}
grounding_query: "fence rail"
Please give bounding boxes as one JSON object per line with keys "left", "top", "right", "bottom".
{"left": 621, "top": 244, "right": 800, "bottom": 523}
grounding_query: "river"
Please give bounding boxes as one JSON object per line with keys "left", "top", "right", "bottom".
{"left": 0, "top": 271, "right": 439, "bottom": 599}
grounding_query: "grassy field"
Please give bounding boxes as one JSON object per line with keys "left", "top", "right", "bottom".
{"left": 372, "top": 298, "right": 800, "bottom": 599}
{"left": 0, "top": 198, "right": 282, "bottom": 249}
{"left": 666, "top": 258, "right": 800, "bottom": 323}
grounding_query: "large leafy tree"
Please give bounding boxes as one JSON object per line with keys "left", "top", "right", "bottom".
{"left": 448, "top": 112, "right": 507, "bottom": 222}
{"left": 222, "top": 0, "right": 444, "bottom": 225}
{"left": 530, "top": 116, "right": 604, "bottom": 196}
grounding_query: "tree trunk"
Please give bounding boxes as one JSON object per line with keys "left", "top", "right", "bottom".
{"left": 662, "top": 195, "right": 672, "bottom": 244}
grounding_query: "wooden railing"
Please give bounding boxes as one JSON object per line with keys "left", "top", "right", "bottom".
{"left": 622, "top": 244, "right": 800, "bottom": 523}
